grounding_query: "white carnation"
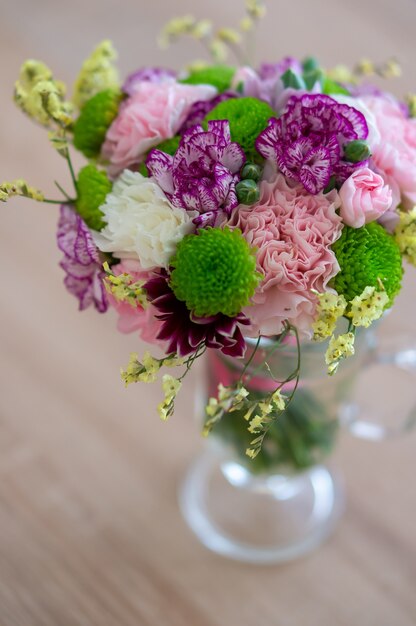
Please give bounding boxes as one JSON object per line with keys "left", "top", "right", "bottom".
{"left": 93, "top": 170, "right": 195, "bottom": 269}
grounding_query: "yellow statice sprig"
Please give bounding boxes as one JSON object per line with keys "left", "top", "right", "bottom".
{"left": 48, "top": 128, "right": 70, "bottom": 157}
{"left": 72, "top": 40, "right": 120, "bottom": 110}
{"left": 394, "top": 207, "right": 416, "bottom": 265}
{"left": 121, "top": 345, "right": 204, "bottom": 423}
{"left": 245, "top": 388, "right": 288, "bottom": 458}
{"left": 159, "top": 1, "right": 267, "bottom": 66}
{"left": 203, "top": 383, "right": 249, "bottom": 436}
{"left": 312, "top": 291, "right": 347, "bottom": 341}
{"left": 325, "top": 331, "right": 355, "bottom": 376}
{"left": 349, "top": 284, "right": 389, "bottom": 328}
{"left": 245, "top": 0, "right": 266, "bottom": 20}
{"left": 14, "top": 60, "right": 73, "bottom": 129}
{"left": 354, "top": 57, "right": 402, "bottom": 80}
{"left": 121, "top": 351, "right": 162, "bottom": 385}
{"left": 326, "top": 64, "right": 357, "bottom": 85}
{"left": 158, "top": 15, "right": 201, "bottom": 48}
{"left": 158, "top": 375, "right": 182, "bottom": 421}
{"left": 0, "top": 179, "right": 44, "bottom": 203}
{"left": 103, "top": 262, "right": 148, "bottom": 308}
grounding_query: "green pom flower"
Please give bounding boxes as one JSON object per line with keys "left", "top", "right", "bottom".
{"left": 76, "top": 164, "right": 112, "bottom": 231}
{"left": 180, "top": 65, "right": 235, "bottom": 92}
{"left": 331, "top": 222, "right": 403, "bottom": 306}
{"left": 73, "top": 88, "right": 122, "bottom": 158}
{"left": 154, "top": 135, "right": 181, "bottom": 156}
{"left": 204, "top": 97, "right": 275, "bottom": 158}
{"left": 170, "top": 227, "right": 261, "bottom": 318}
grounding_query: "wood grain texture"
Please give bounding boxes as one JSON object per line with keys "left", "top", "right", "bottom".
{"left": 0, "top": 1, "right": 416, "bottom": 624}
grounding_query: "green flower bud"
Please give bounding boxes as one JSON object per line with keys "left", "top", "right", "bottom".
{"left": 281, "top": 69, "right": 306, "bottom": 90}
{"left": 240, "top": 162, "right": 262, "bottom": 182}
{"left": 236, "top": 179, "right": 260, "bottom": 205}
{"left": 344, "top": 140, "right": 372, "bottom": 163}
{"left": 302, "top": 57, "right": 320, "bottom": 73}
{"left": 303, "top": 68, "right": 325, "bottom": 90}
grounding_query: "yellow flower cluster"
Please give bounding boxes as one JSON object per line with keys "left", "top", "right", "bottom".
{"left": 394, "top": 207, "right": 416, "bottom": 266}
{"left": 349, "top": 286, "right": 389, "bottom": 328}
{"left": 326, "top": 65, "right": 357, "bottom": 85}
{"left": 216, "top": 28, "right": 242, "bottom": 45}
{"left": 354, "top": 57, "right": 401, "bottom": 80}
{"left": 121, "top": 351, "right": 160, "bottom": 385}
{"left": 314, "top": 283, "right": 387, "bottom": 375}
{"left": 72, "top": 40, "right": 120, "bottom": 110}
{"left": 121, "top": 351, "right": 185, "bottom": 421}
{"left": 245, "top": 0, "right": 266, "bottom": 19}
{"left": 14, "top": 60, "right": 73, "bottom": 128}
{"left": 0, "top": 179, "right": 44, "bottom": 203}
{"left": 312, "top": 292, "right": 347, "bottom": 341}
{"left": 158, "top": 375, "right": 182, "bottom": 421}
{"left": 203, "top": 384, "right": 249, "bottom": 436}
{"left": 103, "top": 262, "right": 148, "bottom": 308}
{"left": 325, "top": 332, "right": 355, "bottom": 375}
{"left": 159, "top": 15, "right": 211, "bottom": 48}
{"left": 245, "top": 388, "right": 287, "bottom": 457}
{"left": 159, "top": 1, "right": 267, "bottom": 65}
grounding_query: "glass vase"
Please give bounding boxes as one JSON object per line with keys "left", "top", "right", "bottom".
{"left": 180, "top": 324, "right": 416, "bottom": 564}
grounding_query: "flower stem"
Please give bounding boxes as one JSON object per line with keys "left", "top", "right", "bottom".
{"left": 43, "top": 198, "right": 75, "bottom": 204}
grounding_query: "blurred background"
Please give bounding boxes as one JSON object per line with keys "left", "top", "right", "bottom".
{"left": 1, "top": 1, "right": 416, "bottom": 625}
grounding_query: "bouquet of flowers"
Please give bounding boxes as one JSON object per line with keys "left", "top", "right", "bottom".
{"left": 2, "top": 1, "right": 415, "bottom": 462}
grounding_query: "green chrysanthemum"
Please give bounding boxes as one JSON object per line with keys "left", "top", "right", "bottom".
{"left": 154, "top": 135, "right": 181, "bottom": 156}
{"left": 204, "top": 97, "right": 275, "bottom": 158}
{"left": 331, "top": 222, "right": 403, "bottom": 306}
{"left": 169, "top": 227, "right": 261, "bottom": 318}
{"left": 75, "top": 164, "right": 112, "bottom": 231}
{"left": 73, "top": 88, "right": 122, "bottom": 158}
{"left": 180, "top": 65, "right": 235, "bottom": 93}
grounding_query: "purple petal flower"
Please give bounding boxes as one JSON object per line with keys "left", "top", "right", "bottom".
{"left": 256, "top": 93, "right": 369, "bottom": 194}
{"left": 179, "top": 91, "right": 236, "bottom": 133}
{"left": 146, "top": 121, "right": 246, "bottom": 225}
{"left": 144, "top": 274, "right": 250, "bottom": 357}
{"left": 57, "top": 205, "right": 108, "bottom": 313}
{"left": 122, "top": 67, "right": 176, "bottom": 96}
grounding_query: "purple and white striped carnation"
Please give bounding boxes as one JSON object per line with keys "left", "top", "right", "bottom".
{"left": 179, "top": 91, "right": 236, "bottom": 133}
{"left": 256, "top": 93, "right": 369, "bottom": 194}
{"left": 57, "top": 205, "right": 108, "bottom": 313}
{"left": 146, "top": 120, "right": 246, "bottom": 228}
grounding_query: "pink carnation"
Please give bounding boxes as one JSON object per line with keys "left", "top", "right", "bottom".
{"left": 225, "top": 173, "right": 343, "bottom": 337}
{"left": 102, "top": 80, "right": 216, "bottom": 176}
{"left": 363, "top": 96, "right": 416, "bottom": 210}
{"left": 108, "top": 259, "right": 163, "bottom": 346}
{"left": 339, "top": 167, "right": 392, "bottom": 228}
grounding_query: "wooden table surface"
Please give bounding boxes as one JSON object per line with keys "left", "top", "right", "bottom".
{"left": 1, "top": 1, "right": 416, "bottom": 624}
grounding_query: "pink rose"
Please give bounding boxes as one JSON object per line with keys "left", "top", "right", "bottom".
{"left": 108, "top": 259, "right": 163, "bottom": 346}
{"left": 339, "top": 167, "right": 392, "bottom": 228}
{"left": 225, "top": 173, "right": 343, "bottom": 337}
{"left": 102, "top": 80, "right": 217, "bottom": 176}
{"left": 363, "top": 96, "right": 416, "bottom": 210}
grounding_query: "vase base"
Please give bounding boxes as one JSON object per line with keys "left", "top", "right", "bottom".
{"left": 179, "top": 451, "right": 344, "bottom": 564}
